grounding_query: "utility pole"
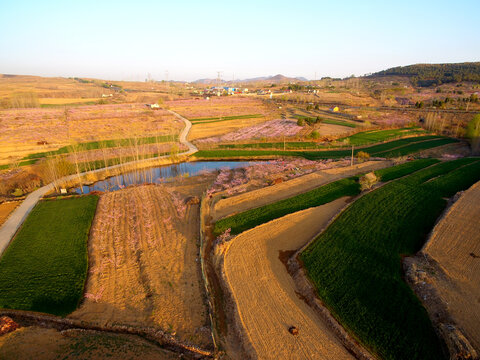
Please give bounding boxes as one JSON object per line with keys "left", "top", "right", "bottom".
{"left": 351, "top": 145, "right": 354, "bottom": 166}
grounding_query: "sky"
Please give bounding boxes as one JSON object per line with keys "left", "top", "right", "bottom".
{"left": 0, "top": 0, "right": 479, "bottom": 82}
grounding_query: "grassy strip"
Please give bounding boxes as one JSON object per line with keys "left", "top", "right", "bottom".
{"left": 0, "top": 196, "right": 99, "bottom": 316}
{"left": 0, "top": 159, "right": 38, "bottom": 170}
{"left": 190, "top": 114, "right": 263, "bottom": 122}
{"left": 373, "top": 138, "right": 457, "bottom": 157}
{"left": 23, "top": 135, "right": 178, "bottom": 161}
{"left": 375, "top": 158, "right": 440, "bottom": 182}
{"left": 337, "top": 127, "right": 426, "bottom": 146}
{"left": 300, "top": 158, "right": 480, "bottom": 360}
{"left": 196, "top": 136, "right": 454, "bottom": 160}
{"left": 322, "top": 119, "right": 357, "bottom": 128}
{"left": 214, "top": 177, "right": 360, "bottom": 236}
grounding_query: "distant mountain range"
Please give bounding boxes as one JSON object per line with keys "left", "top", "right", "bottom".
{"left": 193, "top": 74, "right": 308, "bottom": 85}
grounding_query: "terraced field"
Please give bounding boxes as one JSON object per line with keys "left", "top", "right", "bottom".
{"left": 300, "top": 158, "right": 480, "bottom": 360}
{"left": 420, "top": 180, "right": 480, "bottom": 351}
{"left": 196, "top": 136, "right": 457, "bottom": 159}
{"left": 0, "top": 196, "right": 98, "bottom": 316}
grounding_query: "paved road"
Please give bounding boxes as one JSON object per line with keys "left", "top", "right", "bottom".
{"left": 0, "top": 110, "right": 197, "bottom": 256}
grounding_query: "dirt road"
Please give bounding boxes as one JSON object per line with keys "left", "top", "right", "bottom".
{"left": 222, "top": 198, "right": 354, "bottom": 359}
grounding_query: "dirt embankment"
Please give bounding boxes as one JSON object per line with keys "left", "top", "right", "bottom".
{"left": 0, "top": 325, "right": 180, "bottom": 360}
{"left": 218, "top": 198, "right": 357, "bottom": 359}
{"left": 69, "top": 184, "right": 212, "bottom": 350}
{"left": 213, "top": 160, "right": 392, "bottom": 221}
{"left": 405, "top": 181, "right": 480, "bottom": 359}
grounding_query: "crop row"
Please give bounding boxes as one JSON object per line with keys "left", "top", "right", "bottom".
{"left": 336, "top": 127, "right": 426, "bottom": 145}
{"left": 195, "top": 136, "right": 454, "bottom": 160}
{"left": 214, "top": 177, "right": 361, "bottom": 236}
{"left": 374, "top": 158, "right": 440, "bottom": 182}
{"left": 300, "top": 158, "right": 480, "bottom": 360}
{"left": 0, "top": 196, "right": 98, "bottom": 316}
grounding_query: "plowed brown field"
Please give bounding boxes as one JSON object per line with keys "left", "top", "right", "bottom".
{"left": 422, "top": 181, "right": 480, "bottom": 350}
{"left": 213, "top": 160, "right": 391, "bottom": 220}
{"left": 70, "top": 185, "right": 211, "bottom": 348}
{"left": 223, "top": 198, "right": 354, "bottom": 359}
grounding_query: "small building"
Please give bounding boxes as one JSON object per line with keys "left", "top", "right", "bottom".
{"left": 329, "top": 106, "right": 339, "bottom": 112}
{"left": 147, "top": 103, "right": 160, "bottom": 109}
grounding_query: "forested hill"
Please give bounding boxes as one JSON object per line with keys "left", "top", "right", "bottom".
{"left": 370, "top": 62, "right": 480, "bottom": 86}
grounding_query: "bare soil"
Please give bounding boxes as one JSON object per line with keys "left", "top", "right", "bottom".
{"left": 412, "top": 181, "right": 480, "bottom": 353}
{"left": 69, "top": 184, "right": 212, "bottom": 349}
{"left": 0, "top": 202, "right": 19, "bottom": 227}
{"left": 220, "top": 198, "right": 354, "bottom": 359}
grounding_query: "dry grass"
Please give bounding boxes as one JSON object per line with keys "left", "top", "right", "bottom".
{"left": 421, "top": 181, "right": 480, "bottom": 351}
{"left": 0, "top": 202, "right": 19, "bottom": 226}
{"left": 38, "top": 98, "right": 99, "bottom": 105}
{"left": 0, "top": 104, "right": 182, "bottom": 164}
{"left": 221, "top": 198, "right": 354, "bottom": 359}
{"left": 70, "top": 185, "right": 212, "bottom": 348}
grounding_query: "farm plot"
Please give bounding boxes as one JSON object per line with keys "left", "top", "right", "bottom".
{"left": 300, "top": 158, "right": 480, "bottom": 360}
{"left": 70, "top": 185, "right": 212, "bottom": 348}
{"left": 215, "top": 178, "right": 360, "bottom": 236}
{"left": 195, "top": 135, "right": 457, "bottom": 160}
{"left": 222, "top": 198, "right": 354, "bottom": 359}
{"left": 0, "top": 104, "right": 182, "bottom": 165}
{"left": 418, "top": 180, "right": 480, "bottom": 351}
{"left": 195, "top": 119, "right": 302, "bottom": 145}
{"left": 337, "top": 127, "right": 427, "bottom": 145}
{"left": 0, "top": 196, "right": 98, "bottom": 316}
{"left": 215, "top": 127, "right": 428, "bottom": 150}
{"left": 213, "top": 160, "right": 391, "bottom": 221}
{"left": 167, "top": 97, "right": 278, "bottom": 140}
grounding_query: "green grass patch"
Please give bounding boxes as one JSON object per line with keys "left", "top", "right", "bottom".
{"left": 300, "top": 158, "right": 480, "bottom": 360}
{"left": 322, "top": 118, "right": 357, "bottom": 128}
{"left": 374, "top": 159, "right": 440, "bottom": 182}
{"left": 0, "top": 196, "right": 99, "bottom": 316}
{"left": 214, "top": 177, "right": 360, "bottom": 236}
{"left": 338, "top": 127, "right": 427, "bottom": 146}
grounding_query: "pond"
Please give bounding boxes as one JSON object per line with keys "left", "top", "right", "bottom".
{"left": 73, "top": 160, "right": 258, "bottom": 194}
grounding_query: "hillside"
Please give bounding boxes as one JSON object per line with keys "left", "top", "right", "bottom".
{"left": 370, "top": 62, "right": 480, "bottom": 86}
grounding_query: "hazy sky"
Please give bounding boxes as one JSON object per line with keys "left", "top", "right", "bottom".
{"left": 1, "top": 0, "right": 479, "bottom": 81}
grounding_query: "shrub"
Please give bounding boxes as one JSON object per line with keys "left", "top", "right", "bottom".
{"left": 297, "top": 118, "right": 305, "bottom": 126}
{"left": 310, "top": 130, "right": 320, "bottom": 139}
{"left": 356, "top": 151, "right": 370, "bottom": 162}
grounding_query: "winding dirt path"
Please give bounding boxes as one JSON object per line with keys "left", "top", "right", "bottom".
{"left": 222, "top": 198, "right": 354, "bottom": 359}
{"left": 0, "top": 110, "right": 196, "bottom": 257}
